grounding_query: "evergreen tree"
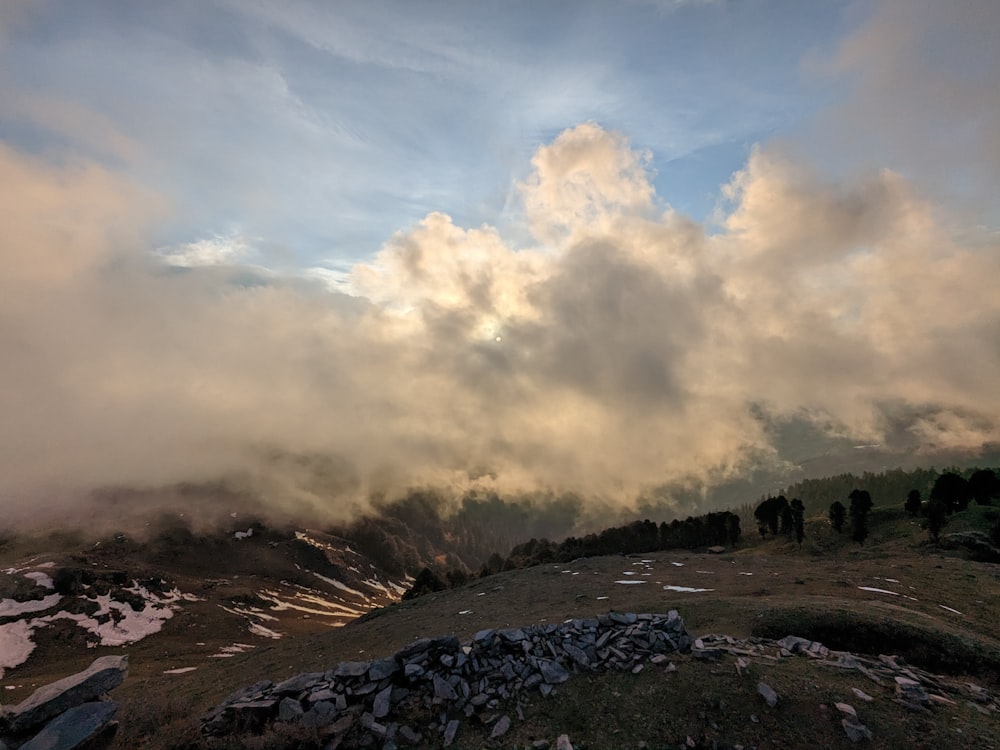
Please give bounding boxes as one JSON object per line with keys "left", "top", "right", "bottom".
{"left": 790, "top": 498, "right": 805, "bottom": 546}
{"left": 780, "top": 504, "right": 794, "bottom": 538}
{"left": 905, "top": 489, "right": 922, "bottom": 516}
{"left": 931, "top": 471, "right": 972, "bottom": 514}
{"left": 969, "top": 469, "right": 1000, "bottom": 506}
{"left": 848, "top": 489, "right": 873, "bottom": 545}
{"left": 924, "top": 498, "right": 949, "bottom": 544}
{"left": 829, "top": 501, "right": 846, "bottom": 533}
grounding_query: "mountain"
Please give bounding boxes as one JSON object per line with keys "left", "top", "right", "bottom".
{"left": 0, "top": 522, "right": 412, "bottom": 685}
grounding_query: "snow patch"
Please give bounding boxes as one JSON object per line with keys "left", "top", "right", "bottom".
{"left": 248, "top": 622, "right": 283, "bottom": 639}
{"left": 0, "top": 594, "right": 62, "bottom": 618}
{"left": 311, "top": 572, "right": 368, "bottom": 600}
{"left": 210, "top": 643, "right": 255, "bottom": 658}
{"left": 663, "top": 585, "right": 714, "bottom": 593}
{"left": 164, "top": 666, "right": 199, "bottom": 674}
{"left": 614, "top": 580, "right": 647, "bottom": 585}
{"left": 0, "top": 620, "right": 36, "bottom": 678}
{"left": 858, "top": 586, "right": 898, "bottom": 596}
{"left": 23, "top": 572, "right": 54, "bottom": 589}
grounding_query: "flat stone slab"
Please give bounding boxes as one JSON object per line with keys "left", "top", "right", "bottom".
{"left": 6, "top": 656, "right": 128, "bottom": 733}
{"left": 19, "top": 701, "right": 118, "bottom": 750}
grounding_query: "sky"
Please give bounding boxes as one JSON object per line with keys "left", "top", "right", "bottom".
{"left": 2, "top": 0, "right": 999, "bottom": 522}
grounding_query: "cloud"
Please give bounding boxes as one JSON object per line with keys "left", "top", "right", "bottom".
{"left": 2, "top": 69, "right": 1000, "bottom": 525}
{"left": 804, "top": 0, "right": 1000, "bottom": 219}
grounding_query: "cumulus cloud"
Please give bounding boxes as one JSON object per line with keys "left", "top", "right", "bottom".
{"left": 3, "top": 115, "right": 999, "bottom": 528}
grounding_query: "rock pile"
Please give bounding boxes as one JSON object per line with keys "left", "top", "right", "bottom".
{"left": 203, "top": 610, "right": 692, "bottom": 746}
{"left": 0, "top": 655, "right": 127, "bottom": 750}
{"left": 692, "top": 632, "right": 999, "bottom": 743}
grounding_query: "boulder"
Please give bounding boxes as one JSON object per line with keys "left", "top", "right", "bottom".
{"left": 19, "top": 701, "right": 118, "bottom": 750}
{"left": 757, "top": 681, "right": 778, "bottom": 708}
{"left": 6, "top": 656, "right": 128, "bottom": 734}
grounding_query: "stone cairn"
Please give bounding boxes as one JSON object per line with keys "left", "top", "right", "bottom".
{"left": 0, "top": 655, "right": 128, "bottom": 750}
{"left": 203, "top": 610, "right": 692, "bottom": 747}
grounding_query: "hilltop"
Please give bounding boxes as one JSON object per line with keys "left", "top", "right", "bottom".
{"left": 2, "top": 480, "right": 1000, "bottom": 748}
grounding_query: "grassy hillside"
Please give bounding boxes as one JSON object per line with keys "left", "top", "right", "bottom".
{"left": 3, "top": 498, "right": 1000, "bottom": 748}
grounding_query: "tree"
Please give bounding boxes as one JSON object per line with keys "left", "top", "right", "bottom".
{"left": 829, "top": 501, "right": 846, "bottom": 533}
{"left": 905, "top": 489, "right": 922, "bottom": 516}
{"left": 848, "top": 489, "right": 873, "bottom": 545}
{"left": 754, "top": 496, "right": 788, "bottom": 537}
{"left": 790, "top": 498, "right": 805, "bottom": 546}
{"left": 924, "top": 498, "right": 948, "bottom": 544}
{"left": 968, "top": 469, "right": 1000, "bottom": 506}
{"left": 930, "top": 472, "right": 972, "bottom": 514}
{"left": 780, "top": 504, "right": 794, "bottom": 538}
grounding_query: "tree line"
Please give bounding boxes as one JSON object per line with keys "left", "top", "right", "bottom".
{"left": 403, "top": 510, "right": 742, "bottom": 599}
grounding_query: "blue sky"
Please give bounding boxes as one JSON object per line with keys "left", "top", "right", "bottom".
{"left": 2, "top": 0, "right": 852, "bottom": 265}
{"left": 2, "top": 0, "right": 999, "bottom": 517}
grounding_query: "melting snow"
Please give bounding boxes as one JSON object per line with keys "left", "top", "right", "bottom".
{"left": 164, "top": 667, "right": 199, "bottom": 674}
{"left": 0, "top": 581, "right": 196, "bottom": 676}
{"left": 210, "top": 643, "right": 255, "bottom": 658}
{"left": 939, "top": 605, "right": 963, "bottom": 615}
{"left": 23, "top": 572, "right": 54, "bottom": 589}
{"left": 0, "top": 620, "right": 36, "bottom": 678}
{"left": 260, "top": 588, "right": 364, "bottom": 619}
{"left": 858, "top": 586, "right": 897, "bottom": 595}
{"left": 614, "top": 580, "right": 647, "bottom": 585}
{"left": 311, "top": 572, "right": 368, "bottom": 600}
{"left": 0, "top": 594, "right": 62, "bottom": 618}
{"left": 248, "top": 622, "right": 283, "bottom": 639}
{"left": 457, "top": 610, "right": 472, "bottom": 615}
{"left": 671, "top": 562, "right": 685, "bottom": 567}
{"left": 596, "top": 596, "right": 609, "bottom": 600}
{"left": 663, "top": 585, "right": 714, "bottom": 593}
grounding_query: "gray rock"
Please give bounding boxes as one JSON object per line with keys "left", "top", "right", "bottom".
{"left": 335, "top": 661, "right": 369, "bottom": 678}
{"left": 776, "top": 635, "right": 811, "bottom": 653}
{"left": 369, "top": 658, "right": 398, "bottom": 681}
{"left": 834, "top": 702, "right": 856, "bottom": 718}
{"left": 300, "top": 700, "right": 337, "bottom": 728}
{"left": 473, "top": 628, "right": 495, "bottom": 644}
{"left": 490, "top": 714, "right": 512, "bottom": 738}
{"left": 563, "top": 643, "right": 590, "bottom": 667}
{"left": 372, "top": 685, "right": 393, "bottom": 719}
{"left": 841, "top": 717, "right": 873, "bottom": 743}
{"left": 433, "top": 674, "right": 458, "bottom": 701}
{"left": 19, "top": 701, "right": 118, "bottom": 750}
{"left": 272, "top": 672, "right": 324, "bottom": 695}
{"left": 360, "top": 712, "right": 387, "bottom": 737}
{"left": 757, "top": 681, "right": 778, "bottom": 708}
{"left": 397, "top": 638, "right": 432, "bottom": 661}
{"left": 538, "top": 659, "right": 570, "bottom": 684}
{"left": 278, "top": 697, "right": 304, "bottom": 722}
{"left": 7, "top": 655, "right": 128, "bottom": 734}
{"left": 442, "top": 718, "right": 459, "bottom": 746}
